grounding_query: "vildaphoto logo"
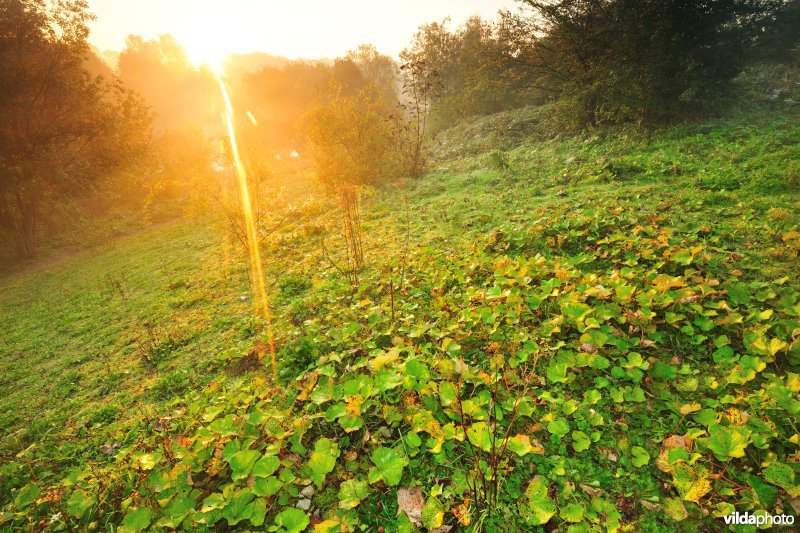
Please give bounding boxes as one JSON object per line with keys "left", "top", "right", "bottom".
{"left": 723, "top": 512, "right": 795, "bottom": 527}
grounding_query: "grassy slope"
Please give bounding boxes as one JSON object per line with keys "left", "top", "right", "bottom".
{"left": 1, "top": 78, "right": 799, "bottom": 530}
{"left": 1, "top": 220, "right": 246, "bottom": 442}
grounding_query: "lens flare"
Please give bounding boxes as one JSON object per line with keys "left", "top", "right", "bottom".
{"left": 213, "top": 67, "right": 278, "bottom": 380}
{"left": 246, "top": 111, "right": 258, "bottom": 127}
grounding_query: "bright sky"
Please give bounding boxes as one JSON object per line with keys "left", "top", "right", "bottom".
{"left": 88, "top": 0, "right": 519, "bottom": 61}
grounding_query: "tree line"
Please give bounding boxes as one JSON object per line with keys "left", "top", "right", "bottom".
{"left": 0, "top": 0, "right": 151, "bottom": 259}
{"left": 2, "top": 0, "right": 799, "bottom": 260}
{"left": 406, "top": 0, "right": 800, "bottom": 129}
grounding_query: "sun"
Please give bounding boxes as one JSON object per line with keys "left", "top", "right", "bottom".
{"left": 174, "top": 11, "right": 236, "bottom": 70}
{"left": 178, "top": 26, "right": 230, "bottom": 70}
{"left": 181, "top": 34, "right": 227, "bottom": 70}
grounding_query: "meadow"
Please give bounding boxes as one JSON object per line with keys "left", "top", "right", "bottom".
{"left": 1, "top": 73, "right": 799, "bottom": 530}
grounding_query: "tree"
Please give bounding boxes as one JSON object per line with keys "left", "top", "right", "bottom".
{"left": 117, "top": 34, "right": 217, "bottom": 132}
{"left": 0, "top": 0, "right": 151, "bottom": 258}
{"left": 397, "top": 49, "right": 440, "bottom": 179}
{"left": 511, "top": 0, "right": 783, "bottom": 126}
{"left": 239, "top": 58, "right": 368, "bottom": 154}
{"left": 304, "top": 84, "right": 403, "bottom": 190}
{"left": 332, "top": 57, "right": 367, "bottom": 94}
{"left": 754, "top": 0, "right": 800, "bottom": 62}
{"left": 346, "top": 44, "right": 399, "bottom": 104}
{"left": 304, "top": 84, "right": 404, "bottom": 285}
{"left": 401, "top": 17, "right": 532, "bottom": 130}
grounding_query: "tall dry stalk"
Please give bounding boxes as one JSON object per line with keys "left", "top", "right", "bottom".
{"left": 337, "top": 183, "right": 364, "bottom": 287}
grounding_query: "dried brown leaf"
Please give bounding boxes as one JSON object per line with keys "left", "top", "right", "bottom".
{"left": 396, "top": 487, "right": 425, "bottom": 527}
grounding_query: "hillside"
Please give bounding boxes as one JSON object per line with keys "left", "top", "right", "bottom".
{"left": 1, "top": 95, "right": 799, "bottom": 531}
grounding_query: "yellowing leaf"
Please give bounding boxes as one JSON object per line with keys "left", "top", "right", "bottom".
{"left": 708, "top": 424, "right": 750, "bottom": 460}
{"left": 507, "top": 434, "right": 534, "bottom": 456}
{"left": 679, "top": 402, "right": 701, "bottom": 415}
{"left": 768, "top": 338, "right": 788, "bottom": 356}
{"left": 754, "top": 309, "right": 774, "bottom": 321}
{"left": 345, "top": 394, "right": 363, "bottom": 416}
{"left": 307, "top": 439, "right": 340, "bottom": 489}
{"left": 422, "top": 497, "right": 446, "bottom": 530}
{"left": 656, "top": 450, "right": 673, "bottom": 473}
{"left": 369, "top": 349, "right": 399, "bottom": 371}
{"left": 313, "top": 519, "right": 343, "bottom": 533}
{"left": 338, "top": 479, "right": 368, "bottom": 510}
{"left": 672, "top": 464, "right": 712, "bottom": 502}
{"left": 523, "top": 476, "right": 556, "bottom": 526}
{"left": 683, "top": 477, "right": 711, "bottom": 502}
{"left": 782, "top": 230, "right": 800, "bottom": 242}
{"left": 724, "top": 408, "right": 750, "bottom": 426}
{"left": 451, "top": 497, "right": 472, "bottom": 526}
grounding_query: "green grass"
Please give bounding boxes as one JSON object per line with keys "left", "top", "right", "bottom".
{"left": 1, "top": 92, "right": 799, "bottom": 531}
{"left": 0, "top": 220, "right": 255, "bottom": 458}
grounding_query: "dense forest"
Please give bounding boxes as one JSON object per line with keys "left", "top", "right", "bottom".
{"left": 1, "top": 0, "right": 800, "bottom": 531}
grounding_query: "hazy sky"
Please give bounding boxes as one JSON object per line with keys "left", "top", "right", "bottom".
{"left": 88, "top": 0, "right": 520, "bottom": 60}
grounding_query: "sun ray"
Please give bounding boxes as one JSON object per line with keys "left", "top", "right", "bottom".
{"left": 213, "top": 66, "right": 278, "bottom": 380}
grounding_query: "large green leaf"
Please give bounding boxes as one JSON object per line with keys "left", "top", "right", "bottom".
{"left": 405, "top": 359, "right": 430, "bottom": 379}
{"left": 221, "top": 489, "right": 255, "bottom": 526}
{"left": 252, "top": 455, "right": 281, "bottom": 478}
{"left": 252, "top": 476, "right": 282, "bottom": 497}
{"left": 250, "top": 498, "right": 267, "bottom": 527}
{"left": 522, "top": 477, "right": 556, "bottom": 526}
{"left": 562, "top": 301, "right": 592, "bottom": 323}
{"left": 66, "top": 490, "right": 96, "bottom": 520}
{"left": 338, "top": 413, "right": 364, "bottom": 432}
{"left": 227, "top": 448, "right": 261, "bottom": 481}
{"left": 763, "top": 462, "right": 800, "bottom": 497}
{"left": 546, "top": 361, "right": 569, "bottom": 383}
{"left": 338, "top": 478, "right": 368, "bottom": 509}
{"left": 547, "top": 418, "right": 570, "bottom": 438}
{"left": 14, "top": 482, "right": 40, "bottom": 509}
{"left": 466, "top": 422, "right": 493, "bottom": 452}
{"left": 160, "top": 495, "right": 196, "bottom": 528}
{"left": 560, "top": 502, "right": 584, "bottom": 523}
{"left": 119, "top": 508, "right": 152, "bottom": 532}
{"left": 369, "top": 447, "right": 408, "bottom": 486}
{"left": 649, "top": 361, "right": 677, "bottom": 380}
{"left": 307, "top": 438, "right": 340, "bottom": 489}
{"left": 572, "top": 431, "right": 591, "bottom": 452}
{"left": 708, "top": 424, "right": 750, "bottom": 461}
{"left": 631, "top": 446, "right": 650, "bottom": 468}
{"left": 438, "top": 382, "right": 457, "bottom": 406}
{"left": 273, "top": 508, "right": 310, "bottom": 533}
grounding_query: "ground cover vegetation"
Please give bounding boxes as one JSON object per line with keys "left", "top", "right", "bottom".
{"left": 1, "top": 0, "right": 800, "bottom": 531}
